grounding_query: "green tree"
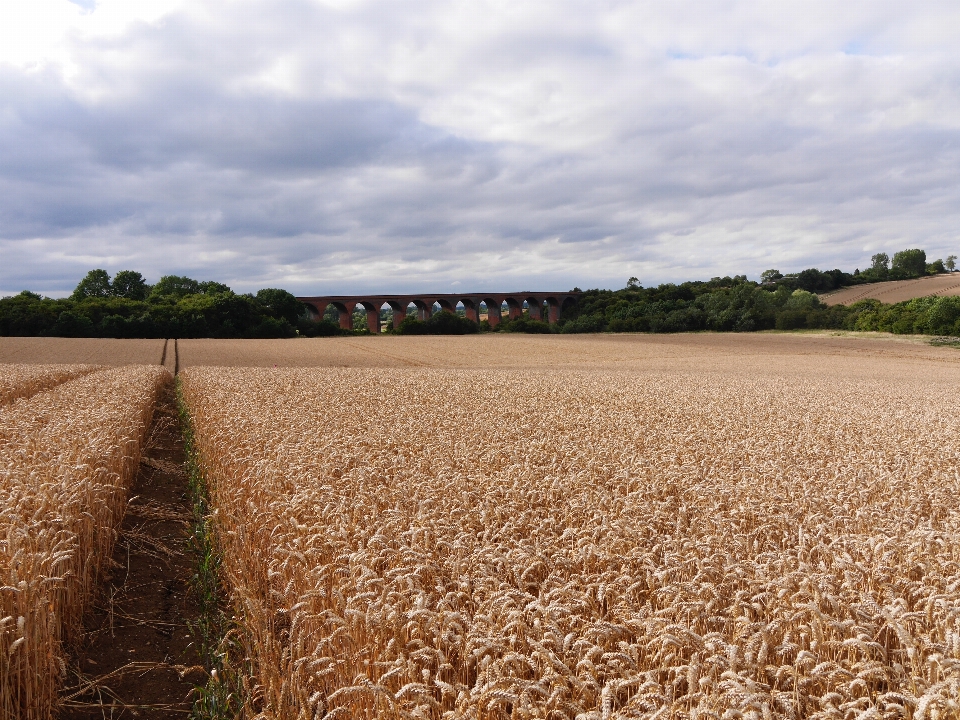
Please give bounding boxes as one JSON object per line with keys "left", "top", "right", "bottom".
{"left": 892, "top": 249, "right": 927, "bottom": 278}
{"left": 150, "top": 275, "right": 201, "bottom": 299}
{"left": 626, "top": 277, "right": 640, "bottom": 289}
{"left": 198, "top": 281, "right": 231, "bottom": 295}
{"left": 871, "top": 253, "right": 889, "bottom": 271}
{"left": 795, "top": 268, "right": 847, "bottom": 293}
{"left": 947, "top": 255, "right": 957, "bottom": 272}
{"left": 256, "top": 288, "right": 304, "bottom": 325}
{"left": 111, "top": 270, "right": 149, "bottom": 300}
{"left": 784, "top": 289, "right": 820, "bottom": 311}
{"left": 760, "top": 269, "right": 783, "bottom": 284}
{"left": 51, "top": 310, "right": 95, "bottom": 336}
{"left": 71, "top": 269, "right": 112, "bottom": 300}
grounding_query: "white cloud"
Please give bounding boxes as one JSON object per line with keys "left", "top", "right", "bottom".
{"left": 1, "top": 0, "right": 960, "bottom": 295}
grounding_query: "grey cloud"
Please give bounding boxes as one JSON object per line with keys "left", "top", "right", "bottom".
{"left": 0, "top": 68, "right": 496, "bottom": 246}
{"left": 2, "top": 0, "right": 960, "bottom": 297}
{"left": 0, "top": 71, "right": 479, "bottom": 176}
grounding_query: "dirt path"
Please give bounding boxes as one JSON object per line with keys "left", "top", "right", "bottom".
{"left": 58, "top": 378, "right": 204, "bottom": 719}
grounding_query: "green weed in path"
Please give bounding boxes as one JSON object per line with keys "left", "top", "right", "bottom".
{"left": 177, "top": 380, "right": 247, "bottom": 720}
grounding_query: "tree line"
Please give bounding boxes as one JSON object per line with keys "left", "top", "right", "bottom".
{"left": 546, "top": 248, "right": 958, "bottom": 336}
{"left": 1, "top": 248, "right": 957, "bottom": 338}
{"left": 758, "top": 248, "right": 955, "bottom": 292}
{"left": 551, "top": 279, "right": 960, "bottom": 336}
{"left": 0, "top": 270, "right": 307, "bottom": 338}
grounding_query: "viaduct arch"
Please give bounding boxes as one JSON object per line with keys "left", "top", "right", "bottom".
{"left": 296, "top": 292, "right": 580, "bottom": 332}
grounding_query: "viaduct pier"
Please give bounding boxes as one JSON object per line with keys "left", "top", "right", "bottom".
{"left": 297, "top": 292, "right": 580, "bottom": 333}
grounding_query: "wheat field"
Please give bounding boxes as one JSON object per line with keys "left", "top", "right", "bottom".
{"left": 180, "top": 359, "right": 960, "bottom": 720}
{"left": 0, "top": 364, "right": 103, "bottom": 407}
{"left": 0, "top": 365, "right": 167, "bottom": 720}
{"left": 0, "top": 338, "right": 166, "bottom": 367}
{"left": 821, "top": 274, "right": 960, "bottom": 306}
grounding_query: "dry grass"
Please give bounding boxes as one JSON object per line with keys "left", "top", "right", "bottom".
{"left": 0, "top": 364, "right": 104, "bottom": 408}
{"left": 0, "top": 366, "right": 168, "bottom": 720}
{"left": 180, "top": 361, "right": 960, "bottom": 720}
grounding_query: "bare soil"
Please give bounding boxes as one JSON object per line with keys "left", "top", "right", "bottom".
{"left": 57, "top": 378, "right": 204, "bottom": 719}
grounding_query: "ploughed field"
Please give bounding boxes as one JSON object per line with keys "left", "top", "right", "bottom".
{"left": 2, "top": 335, "right": 960, "bottom": 719}
{"left": 180, "top": 346, "right": 960, "bottom": 719}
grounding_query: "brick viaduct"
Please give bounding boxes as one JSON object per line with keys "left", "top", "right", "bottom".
{"left": 297, "top": 292, "right": 581, "bottom": 333}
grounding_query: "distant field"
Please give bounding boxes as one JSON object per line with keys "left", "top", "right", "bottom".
{"left": 174, "top": 333, "right": 960, "bottom": 378}
{"left": 0, "top": 337, "right": 168, "bottom": 367}
{"left": 820, "top": 272, "right": 960, "bottom": 305}
{"left": 2, "top": 333, "right": 959, "bottom": 379}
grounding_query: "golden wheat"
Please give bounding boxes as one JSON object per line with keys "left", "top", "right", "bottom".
{"left": 181, "top": 362, "right": 960, "bottom": 720}
{"left": 0, "top": 338, "right": 167, "bottom": 366}
{"left": 0, "top": 365, "right": 167, "bottom": 720}
{"left": 0, "top": 364, "right": 104, "bottom": 408}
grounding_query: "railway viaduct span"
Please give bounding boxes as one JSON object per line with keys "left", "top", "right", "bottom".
{"left": 297, "top": 292, "right": 581, "bottom": 333}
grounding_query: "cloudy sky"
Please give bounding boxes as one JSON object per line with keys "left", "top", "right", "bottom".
{"left": 2, "top": 0, "right": 959, "bottom": 296}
